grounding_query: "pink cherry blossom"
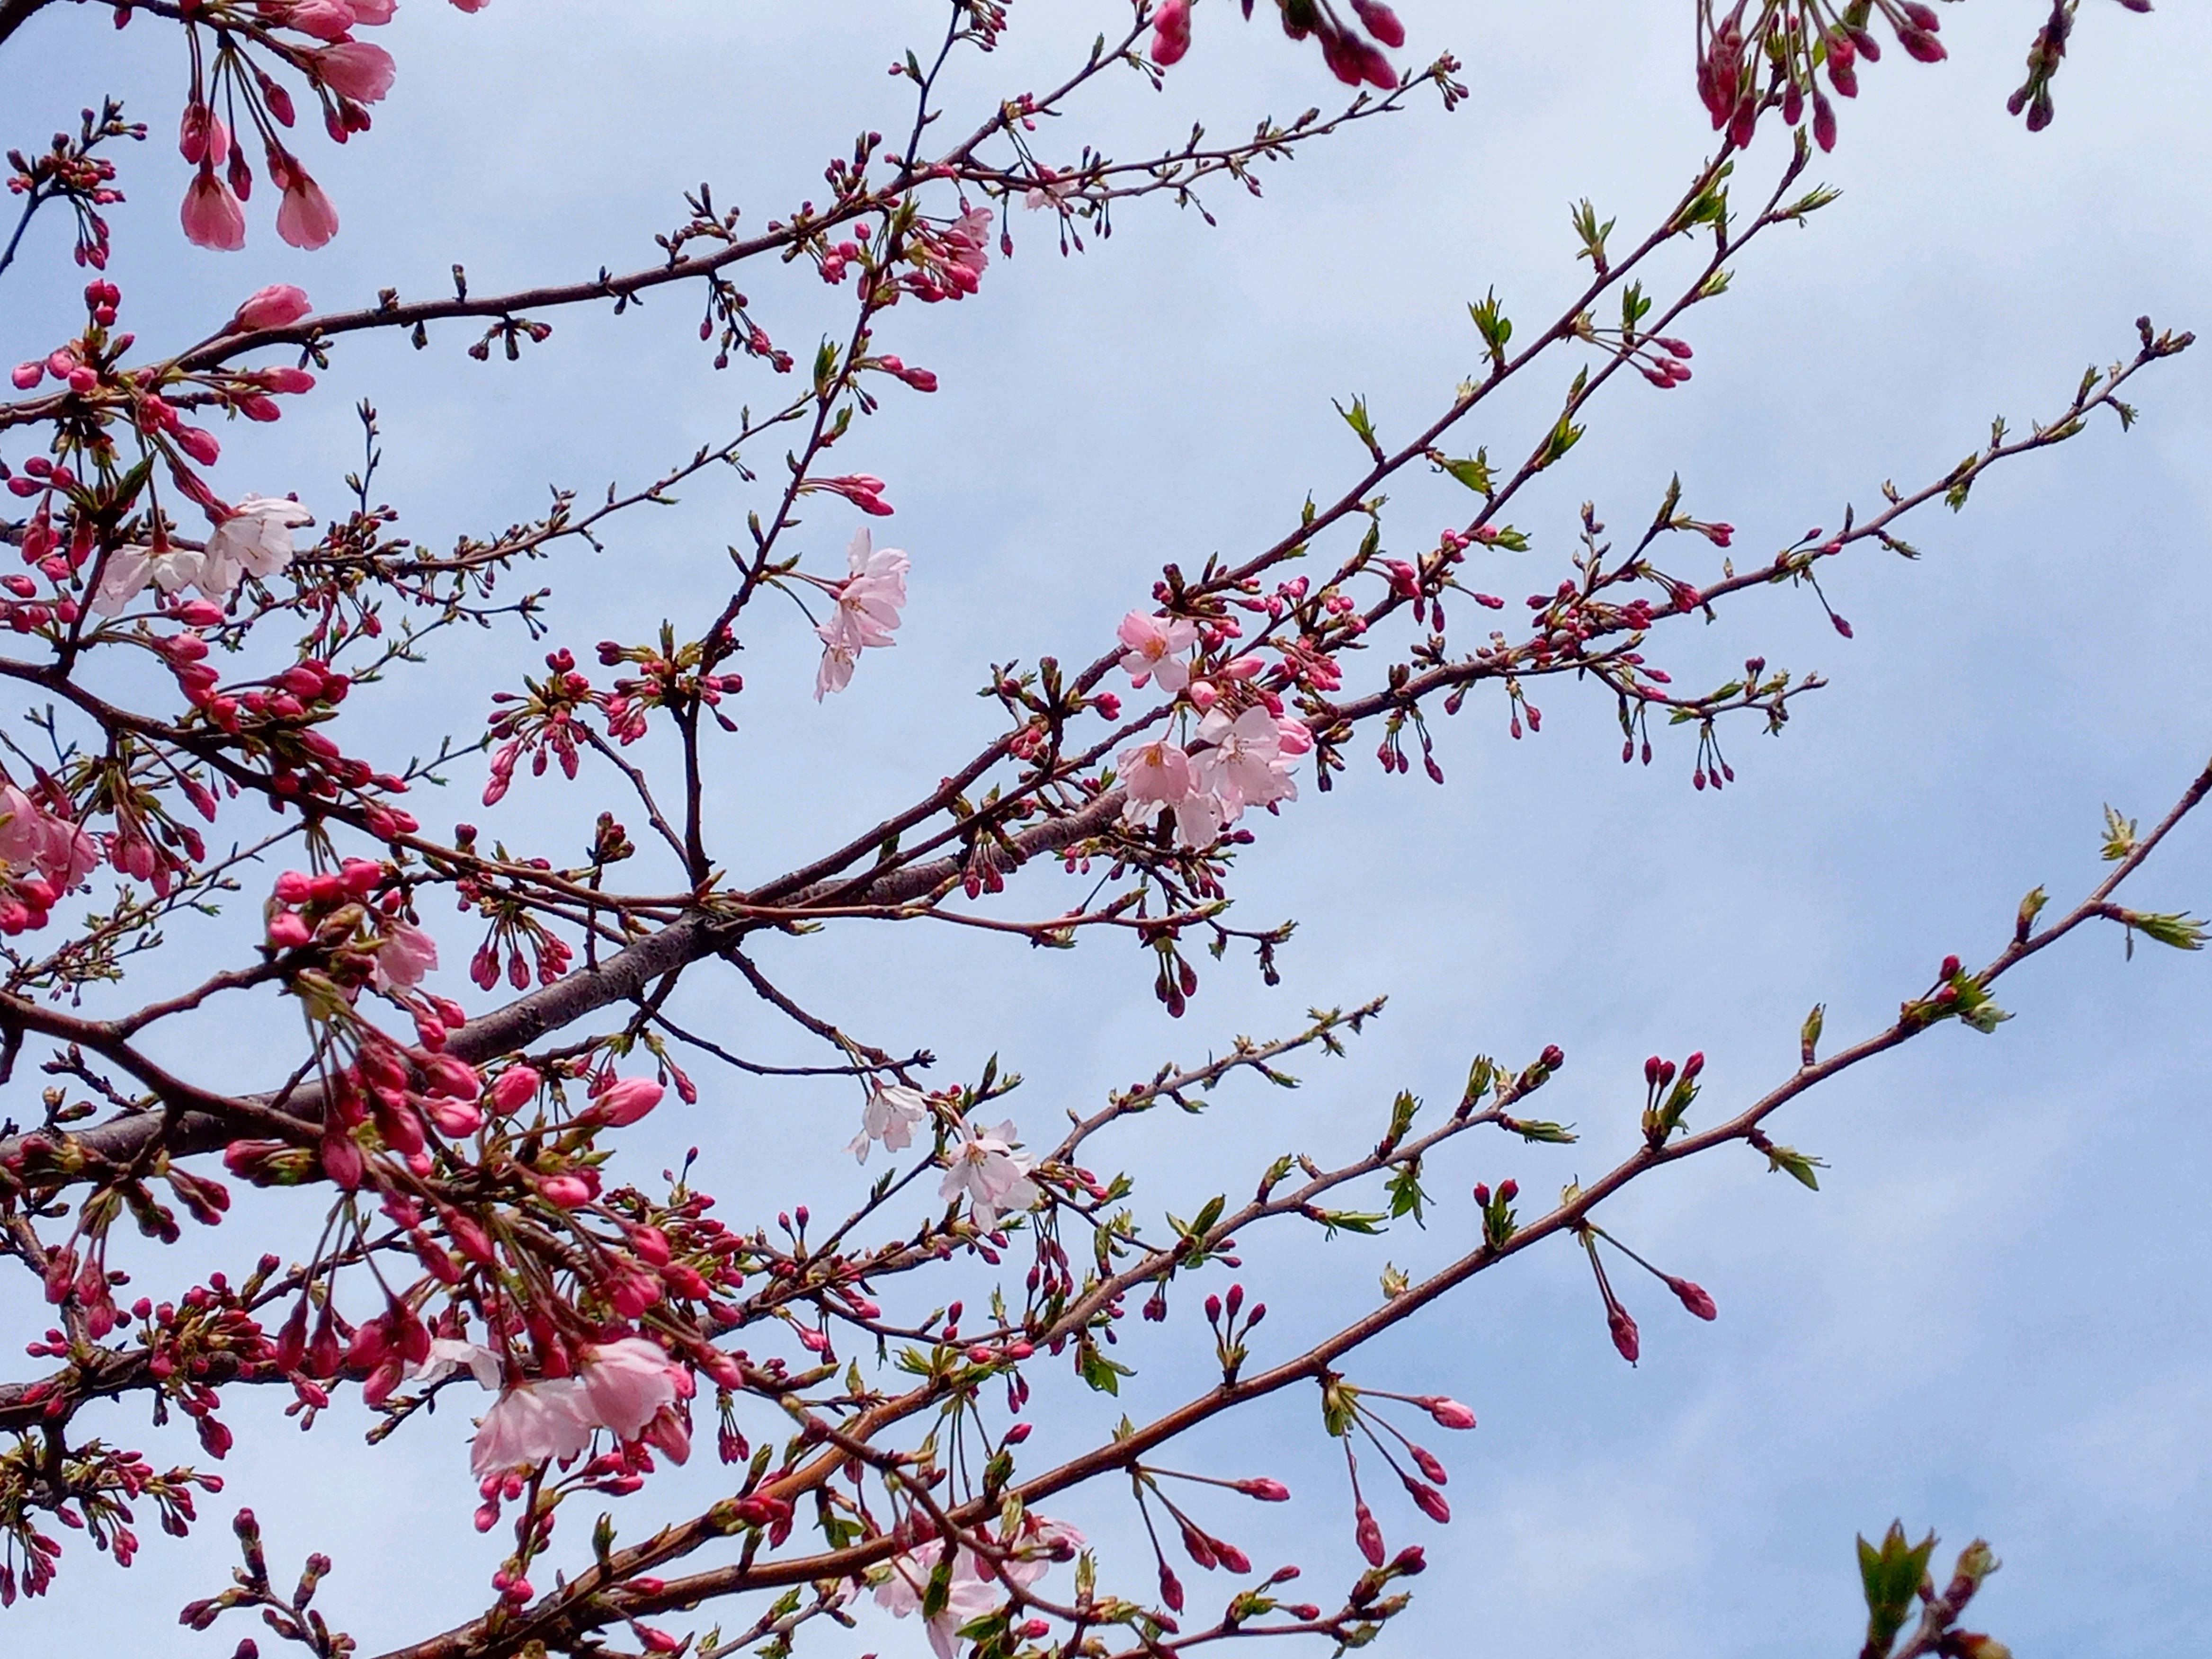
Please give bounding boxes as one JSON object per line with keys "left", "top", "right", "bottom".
{"left": 874, "top": 1541, "right": 1001, "bottom": 1659}
{"left": 1115, "top": 610, "right": 1198, "bottom": 692}
{"left": 275, "top": 169, "right": 341, "bottom": 250}
{"left": 1193, "top": 705, "right": 1296, "bottom": 820}
{"left": 813, "top": 528, "right": 909, "bottom": 697}
{"left": 310, "top": 41, "right": 398, "bottom": 104}
{"left": 940, "top": 1118, "right": 1039, "bottom": 1229}
{"left": 350, "top": 0, "right": 399, "bottom": 22}
{"left": 412, "top": 1338, "right": 503, "bottom": 1391}
{"left": 89, "top": 541, "right": 206, "bottom": 616}
{"left": 578, "top": 1337, "right": 690, "bottom": 1440}
{"left": 284, "top": 0, "right": 360, "bottom": 42}
{"left": 814, "top": 638, "right": 857, "bottom": 700}
{"left": 1118, "top": 736, "right": 1195, "bottom": 807}
{"left": 0, "top": 785, "right": 99, "bottom": 892}
{"left": 199, "top": 497, "right": 316, "bottom": 598}
{"left": 848, "top": 1083, "right": 928, "bottom": 1161}
{"left": 229, "top": 284, "right": 312, "bottom": 333}
{"left": 181, "top": 170, "right": 247, "bottom": 251}
{"left": 469, "top": 1378, "right": 596, "bottom": 1479}
{"left": 372, "top": 919, "right": 438, "bottom": 991}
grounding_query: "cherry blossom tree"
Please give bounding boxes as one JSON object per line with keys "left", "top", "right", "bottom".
{"left": 0, "top": 4, "right": 2199, "bottom": 1659}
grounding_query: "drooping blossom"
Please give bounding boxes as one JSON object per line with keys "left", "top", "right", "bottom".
{"left": 283, "top": 0, "right": 361, "bottom": 42}
{"left": 940, "top": 1118, "right": 1039, "bottom": 1229}
{"left": 849, "top": 1083, "right": 929, "bottom": 1161}
{"left": 268, "top": 153, "right": 341, "bottom": 250}
{"left": 874, "top": 1541, "right": 1002, "bottom": 1659}
{"left": 181, "top": 169, "right": 247, "bottom": 251}
{"left": 0, "top": 785, "right": 99, "bottom": 891}
{"left": 468, "top": 1379, "right": 596, "bottom": 1479}
{"left": 1115, "top": 610, "right": 1198, "bottom": 692}
{"left": 198, "top": 496, "right": 316, "bottom": 598}
{"left": 1192, "top": 705, "right": 1297, "bottom": 819}
{"left": 577, "top": 1337, "right": 691, "bottom": 1441}
{"left": 372, "top": 919, "right": 438, "bottom": 991}
{"left": 309, "top": 41, "right": 398, "bottom": 104}
{"left": 813, "top": 528, "right": 910, "bottom": 699}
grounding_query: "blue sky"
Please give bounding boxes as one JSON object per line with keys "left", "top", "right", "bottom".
{"left": 4, "top": 2, "right": 2209, "bottom": 1655}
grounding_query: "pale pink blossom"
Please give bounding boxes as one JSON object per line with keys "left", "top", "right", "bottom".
{"left": 1002, "top": 1515, "right": 1087, "bottom": 1586}
{"left": 578, "top": 1337, "right": 689, "bottom": 1440}
{"left": 181, "top": 170, "right": 247, "bottom": 251}
{"left": 940, "top": 1118, "right": 1039, "bottom": 1229}
{"left": 813, "top": 528, "right": 909, "bottom": 698}
{"left": 229, "top": 283, "right": 312, "bottom": 333}
{"left": 275, "top": 169, "right": 341, "bottom": 250}
{"left": 1118, "top": 737, "right": 1194, "bottom": 807}
{"left": 310, "top": 41, "right": 397, "bottom": 104}
{"left": 469, "top": 1378, "right": 596, "bottom": 1479}
{"left": 350, "top": 0, "right": 399, "bottom": 23}
{"left": 1125, "top": 785, "right": 1224, "bottom": 850}
{"left": 89, "top": 542, "right": 205, "bottom": 617}
{"left": 199, "top": 497, "right": 315, "bottom": 598}
{"left": 874, "top": 1541, "right": 1001, "bottom": 1659}
{"left": 372, "top": 919, "right": 438, "bottom": 991}
{"left": 1116, "top": 610, "right": 1198, "bottom": 692}
{"left": 848, "top": 1083, "right": 928, "bottom": 1161}
{"left": 1275, "top": 715, "right": 1314, "bottom": 757}
{"left": 1193, "top": 705, "right": 1296, "bottom": 819}
{"left": 412, "top": 1338, "right": 503, "bottom": 1391}
{"left": 814, "top": 638, "right": 857, "bottom": 700}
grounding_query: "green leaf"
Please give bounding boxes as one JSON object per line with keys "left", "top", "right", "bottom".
{"left": 1435, "top": 451, "right": 1493, "bottom": 495}
{"left": 1334, "top": 395, "right": 1382, "bottom": 459}
{"left": 1857, "top": 1522, "right": 1937, "bottom": 1659}
{"left": 2128, "top": 910, "right": 2208, "bottom": 953}
{"left": 1538, "top": 410, "right": 1584, "bottom": 468}
{"left": 1468, "top": 289, "right": 1512, "bottom": 357}
{"left": 2100, "top": 804, "right": 2138, "bottom": 862}
{"left": 1765, "top": 1144, "right": 1825, "bottom": 1190}
{"left": 1801, "top": 1003, "right": 1825, "bottom": 1067}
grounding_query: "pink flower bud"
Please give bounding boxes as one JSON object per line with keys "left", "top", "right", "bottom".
{"left": 588, "top": 1076, "right": 664, "bottom": 1127}
{"left": 1420, "top": 1396, "right": 1476, "bottom": 1430}
{"left": 1354, "top": 1501, "right": 1385, "bottom": 1567}
{"left": 487, "top": 1065, "right": 541, "bottom": 1114}
{"left": 1607, "top": 1303, "right": 1640, "bottom": 1364}
{"left": 1667, "top": 1276, "right": 1718, "bottom": 1320}
{"left": 229, "top": 284, "right": 312, "bottom": 333}
{"left": 266, "top": 910, "right": 312, "bottom": 948}
{"left": 1236, "top": 1477, "right": 1292, "bottom": 1501}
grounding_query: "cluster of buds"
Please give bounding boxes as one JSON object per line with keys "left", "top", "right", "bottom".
{"left": 163, "top": 0, "right": 491, "bottom": 250}
{"left": 1698, "top": 0, "right": 1947, "bottom": 153}
{"left": 1156, "top": 2, "right": 1405, "bottom": 88}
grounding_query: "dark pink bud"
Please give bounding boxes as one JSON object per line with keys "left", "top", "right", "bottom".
{"left": 1667, "top": 1277, "right": 1718, "bottom": 1320}
{"left": 1607, "top": 1303, "right": 1640, "bottom": 1364}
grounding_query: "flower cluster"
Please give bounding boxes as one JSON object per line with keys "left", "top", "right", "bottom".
{"left": 169, "top": 0, "right": 490, "bottom": 250}
{"left": 873, "top": 1516, "right": 1087, "bottom": 1659}
{"left": 1113, "top": 607, "right": 1313, "bottom": 849}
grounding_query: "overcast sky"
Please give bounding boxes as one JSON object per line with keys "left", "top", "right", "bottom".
{"left": 5, "top": 2, "right": 2210, "bottom": 1656}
